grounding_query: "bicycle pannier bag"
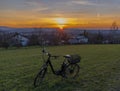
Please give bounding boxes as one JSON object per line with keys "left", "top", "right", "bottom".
{"left": 68, "top": 55, "right": 81, "bottom": 64}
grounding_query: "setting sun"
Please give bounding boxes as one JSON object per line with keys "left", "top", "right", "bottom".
{"left": 54, "top": 18, "right": 67, "bottom": 30}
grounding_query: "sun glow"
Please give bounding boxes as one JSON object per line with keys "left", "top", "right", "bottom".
{"left": 54, "top": 18, "right": 67, "bottom": 30}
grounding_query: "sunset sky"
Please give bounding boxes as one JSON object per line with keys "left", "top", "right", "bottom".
{"left": 0, "top": 0, "right": 120, "bottom": 29}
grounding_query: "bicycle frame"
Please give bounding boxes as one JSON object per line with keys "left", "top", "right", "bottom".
{"left": 43, "top": 51, "right": 62, "bottom": 75}
{"left": 41, "top": 49, "right": 76, "bottom": 77}
{"left": 46, "top": 56, "right": 55, "bottom": 74}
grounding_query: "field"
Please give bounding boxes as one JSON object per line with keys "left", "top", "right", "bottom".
{"left": 0, "top": 45, "right": 120, "bottom": 91}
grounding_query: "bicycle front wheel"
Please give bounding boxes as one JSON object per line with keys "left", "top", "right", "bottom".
{"left": 65, "top": 64, "right": 80, "bottom": 79}
{"left": 34, "top": 68, "right": 47, "bottom": 87}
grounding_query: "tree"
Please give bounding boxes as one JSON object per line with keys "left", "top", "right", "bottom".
{"left": 50, "top": 31, "right": 61, "bottom": 45}
{"left": 87, "top": 32, "right": 103, "bottom": 44}
{"left": 96, "top": 31, "right": 104, "bottom": 44}
{"left": 2, "top": 41, "right": 9, "bottom": 49}
{"left": 83, "top": 30, "right": 88, "bottom": 37}
{"left": 61, "top": 32, "right": 70, "bottom": 44}
{"left": 111, "top": 21, "right": 118, "bottom": 31}
{"left": 0, "top": 32, "right": 10, "bottom": 49}
{"left": 29, "top": 34, "right": 39, "bottom": 45}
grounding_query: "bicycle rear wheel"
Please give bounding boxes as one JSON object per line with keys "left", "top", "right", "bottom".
{"left": 34, "top": 67, "right": 47, "bottom": 87}
{"left": 64, "top": 64, "right": 80, "bottom": 79}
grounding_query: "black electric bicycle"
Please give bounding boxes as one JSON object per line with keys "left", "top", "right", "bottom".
{"left": 34, "top": 48, "right": 81, "bottom": 87}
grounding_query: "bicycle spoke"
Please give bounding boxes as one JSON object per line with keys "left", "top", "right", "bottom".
{"left": 65, "top": 64, "right": 80, "bottom": 79}
{"left": 34, "top": 68, "right": 47, "bottom": 87}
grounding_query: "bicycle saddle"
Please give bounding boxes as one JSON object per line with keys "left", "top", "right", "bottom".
{"left": 63, "top": 55, "right": 71, "bottom": 58}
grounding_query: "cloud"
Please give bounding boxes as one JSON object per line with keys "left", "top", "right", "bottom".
{"left": 25, "top": 0, "right": 42, "bottom": 6}
{"left": 70, "top": 0, "right": 98, "bottom": 6}
{"left": 24, "top": 0, "right": 49, "bottom": 12}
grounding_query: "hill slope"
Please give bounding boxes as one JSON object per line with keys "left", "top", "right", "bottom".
{"left": 0, "top": 45, "right": 120, "bottom": 91}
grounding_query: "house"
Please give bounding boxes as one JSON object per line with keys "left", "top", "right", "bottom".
{"left": 10, "top": 33, "right": 29, "bottom": 46}
{"left": 68, "top": 34, "right": 88, "bottom": 44}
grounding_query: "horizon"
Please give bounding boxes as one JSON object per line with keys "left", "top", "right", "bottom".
{"left": 0, "top": 0, "right": 120, "bottom": 29}
{"left": 0, "top": 25, "right": 120, "bottom": 31}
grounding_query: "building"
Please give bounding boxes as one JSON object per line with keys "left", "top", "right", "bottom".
{"left": 10, "top": 33, "right": 29, "bottom": 46}
{"left": 69, "top": 34, "right": 88, "bottom": 44}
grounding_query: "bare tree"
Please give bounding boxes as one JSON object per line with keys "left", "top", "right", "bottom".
{"left": 0, "top": 32, "right": 10, "bottom": 49}
{"left": 111, "top": 21, "right": 118, "bottom": 31}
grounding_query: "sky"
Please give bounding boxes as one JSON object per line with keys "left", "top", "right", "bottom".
{"left": 0, "top": 0, "right": 120, "bottom": 29}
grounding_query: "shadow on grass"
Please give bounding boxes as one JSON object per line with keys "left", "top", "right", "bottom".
{"left": 34, "top": 78, "right": 82, "bottom": 91}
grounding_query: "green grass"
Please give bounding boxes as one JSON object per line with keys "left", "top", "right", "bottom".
{"left": 0, "top": 45, "right": 120, "bottom": 91}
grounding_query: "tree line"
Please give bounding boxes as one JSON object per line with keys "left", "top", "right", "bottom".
{"left": 0, "top": 28, "right": 70, "bottom": 49}
{"left": 0, "top": 29, "right": 120, "bottom": 49}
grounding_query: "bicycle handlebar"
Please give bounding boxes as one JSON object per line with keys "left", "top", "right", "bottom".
{"left": 42, "top": 49, "right": 59, "bottom": 59}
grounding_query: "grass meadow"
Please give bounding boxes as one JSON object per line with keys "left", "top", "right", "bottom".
{"left": 0, "top": 45, "right": 120, "bottom": 91}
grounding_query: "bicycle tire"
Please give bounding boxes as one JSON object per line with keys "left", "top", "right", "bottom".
{"left": 34, "top": 67, "right": 47, "bottom": 87}
{"left": 64, "top": 64, "right": 80, "bottom": 79}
